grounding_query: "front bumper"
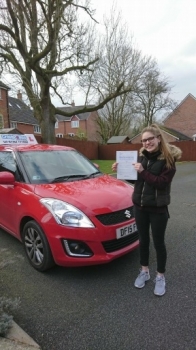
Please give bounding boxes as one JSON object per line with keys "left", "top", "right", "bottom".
{"left": 42, "top": 217, "right": 139, "bottom": 267}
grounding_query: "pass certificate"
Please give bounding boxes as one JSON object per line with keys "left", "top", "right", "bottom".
{"left": 116, "top": 151, "right": 138, "bottom": 180}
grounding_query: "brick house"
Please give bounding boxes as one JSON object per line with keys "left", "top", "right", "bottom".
{"left": 0, "top": 81, "right": 100, "bottom": 141}
{"left": 0, "top": 81, "right": 10, "bottom": 129}
{"left": 163, "top": 93, "right": 196, "bottom": 139}
{"left": 55, "top": 102, "right": 99, "bottom": 141}
{"left": 130, "top": 93, "right": 196, "bottom": 144}
{"left": 0, "top": 81, "right": 43, "bottom": 135}
{"left": 8, "top": 94, "right": 39, "bottom": 134}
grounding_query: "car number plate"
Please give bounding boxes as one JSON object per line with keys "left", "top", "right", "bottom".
{"left": 116, "top": 222, "right": 137, "bottom": 239}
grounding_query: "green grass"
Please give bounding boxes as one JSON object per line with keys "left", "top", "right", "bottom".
{"left": 92, "top": 160, "right": 115, "bottom": 174}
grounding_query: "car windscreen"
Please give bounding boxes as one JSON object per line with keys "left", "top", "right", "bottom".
{"left": 19, "top": 149, "right": 101, "bottom": 184}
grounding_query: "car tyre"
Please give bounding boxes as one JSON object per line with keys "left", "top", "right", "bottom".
{"left": 22, "top": 220, "right": 55, "bottom": 272}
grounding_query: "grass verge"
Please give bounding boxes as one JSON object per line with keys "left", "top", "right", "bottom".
{"left": 92, "top": 160, "right": 115, "bottom": 174}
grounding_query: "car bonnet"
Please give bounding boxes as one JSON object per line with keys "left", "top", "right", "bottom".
{"left": 34, "top": 174, "right": 134, "bottom": 216}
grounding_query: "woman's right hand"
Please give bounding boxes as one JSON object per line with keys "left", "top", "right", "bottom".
{"left": 112, "top": 162, "right": 118, "bottom": 171}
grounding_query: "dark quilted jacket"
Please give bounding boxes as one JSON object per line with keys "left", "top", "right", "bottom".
{"left": 132, "top": 145, "right": 182, "bottom": 207}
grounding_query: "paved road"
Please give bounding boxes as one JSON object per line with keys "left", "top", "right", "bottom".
{"left": 1, "top": 162, "right": 196, "bottom": 350}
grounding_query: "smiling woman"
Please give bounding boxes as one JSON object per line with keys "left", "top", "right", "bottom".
{"left": 131, "top": 124, "right": 182, "bottom": 296}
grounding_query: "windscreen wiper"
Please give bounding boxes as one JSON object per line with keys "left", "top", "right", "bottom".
{"left": 50, "top": 174, "right": 88, "bottom": 183}
{"left": 83, "top": 171, "right": 101, "bottom": 179}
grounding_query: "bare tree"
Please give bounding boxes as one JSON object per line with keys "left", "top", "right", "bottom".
{"left": 130, "top": 59, "right": 175, "bottom": 128}
{"left": 96, "top": 94, "right": 131, "bottom": 144}
{"left": 0, "top": 0, "right": 138, "bottom": 144}
{"left": 95, "top": 11, "right": 138, "bottom": 143}
{"left": 83, "top": 7, "right": 155, "bottom": 143}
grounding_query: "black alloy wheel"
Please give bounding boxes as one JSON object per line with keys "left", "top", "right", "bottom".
{"left": 22, "top": 220, "right": 55, "bottom": 272}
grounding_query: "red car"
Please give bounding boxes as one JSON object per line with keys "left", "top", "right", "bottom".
{"left": 0, "top": 134, "right": 139, "bottom": 271}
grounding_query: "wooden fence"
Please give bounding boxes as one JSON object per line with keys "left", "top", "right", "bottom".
{"left": 35, "top": 135, "right": 99, "bottom": 159}
{"left": 35, "top": 136, "right": 196, "bottom": 162}
{"left": 98, "top": 141, "right": 196, "bottom": 162}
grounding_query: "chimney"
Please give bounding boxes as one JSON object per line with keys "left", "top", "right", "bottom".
{"left": 71, "top": 100, "right": 75, "bottom": 107}
{"left": 17, "top": 90, "right": 22, "bottom": 100}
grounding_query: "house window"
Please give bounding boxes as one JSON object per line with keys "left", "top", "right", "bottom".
{"left": 68, "top": 133, "right": 75, "bottom": 137}
{"left": 0, "top": 89, "right": 2, "bottom": 99}
{"left": 0, "top": 115, "right": 4, "bottom": 129}
{"left": 71, "top": 120, "right": 79, "bottom": 128}
{"left": 34, "top": 125, "right": 41, "bottom": 133}
{"left": 10, "top": 121, "right": 17, "bottom": 128}
{"left": 55, "top": 121, "right": 58, "bottom": 128}
{"left": 79, "top": 133, "right": 84, "bottom": 138}
{"left": 56, "top": 134, "right": 63, "bottom": 138}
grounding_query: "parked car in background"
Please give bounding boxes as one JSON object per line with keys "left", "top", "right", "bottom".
{"left": 0, "top": 134, "right": 139, "bottom": 271}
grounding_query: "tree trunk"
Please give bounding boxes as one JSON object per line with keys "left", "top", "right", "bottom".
{"left": 39, "top": 101, "right": 56, "bottom": 144}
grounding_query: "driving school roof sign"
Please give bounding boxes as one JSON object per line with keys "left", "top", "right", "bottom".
{"left": 0, "top": 134, "right": 38, "bottom": 145}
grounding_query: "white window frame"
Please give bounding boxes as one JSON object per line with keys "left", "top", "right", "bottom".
{"left": 34, "top": 125, "right": 41, "bottom": 134}
{"left": 55, "top": 121, "right": 58, "bottom": 128}
{"left": 56, "top": 133, "right": 63, "bottom": 138}
{"left": 10, "top": 121, "right": 17, "bottom": 128}
{"left": 0, "top": 89, "right": 2, "bottom": 99}
{"left": 71, "top": 120, "right": 79, "bottom": 128}
{"left": 192, "top": 134, "right": 196, "bottom": 141}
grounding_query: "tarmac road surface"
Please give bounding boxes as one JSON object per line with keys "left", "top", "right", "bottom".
{"left": 0, "top": 162, "right": 196, "bottom": 350}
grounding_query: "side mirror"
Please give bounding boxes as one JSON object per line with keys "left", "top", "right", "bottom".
{"left": 0, "top": 172, "right": 15, "bottom": 185}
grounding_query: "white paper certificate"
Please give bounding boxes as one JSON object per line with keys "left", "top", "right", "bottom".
{"left": 116, "top": 151, "right": 138, "bottom": 180}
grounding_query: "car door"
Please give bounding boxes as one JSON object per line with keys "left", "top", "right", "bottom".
{"left": 0, "top": 151, "right": 22, "bottom": 236}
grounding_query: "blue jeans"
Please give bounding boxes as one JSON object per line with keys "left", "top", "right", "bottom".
{"left": 134, "top": 206, "right": 169, "bottom": 274}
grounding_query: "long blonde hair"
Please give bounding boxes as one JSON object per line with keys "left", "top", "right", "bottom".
{"left": 141, "top": 124, "right": 176, "bottom": 168}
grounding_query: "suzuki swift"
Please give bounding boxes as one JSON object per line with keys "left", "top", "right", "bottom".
{"left": 0, "top": 134, "right": 139, "bottom": 271}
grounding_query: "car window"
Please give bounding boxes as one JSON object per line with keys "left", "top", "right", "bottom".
{"left": 0, "top": 151, "right": 16, "bottom": 174}
{"left": 19, "top": 150, "right": 100, "bottom": 184}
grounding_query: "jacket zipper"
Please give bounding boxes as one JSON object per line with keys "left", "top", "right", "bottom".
{"left": 141, "top": 160, "right": 149, "bottom": 206}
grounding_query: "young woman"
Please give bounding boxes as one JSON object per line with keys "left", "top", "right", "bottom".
{"left": 112, "top": 124, "right": 182, "bottom": 296}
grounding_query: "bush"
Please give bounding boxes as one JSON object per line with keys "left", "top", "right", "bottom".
{"left": 0, "top": 297, "right": 21, "bottom": 337}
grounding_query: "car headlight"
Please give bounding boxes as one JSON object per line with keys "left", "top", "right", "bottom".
{"left": 40, "top": 198, "right": 94, "bottom": 228}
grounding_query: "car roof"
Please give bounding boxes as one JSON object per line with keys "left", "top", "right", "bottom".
{"left": 0, "top": 144, "right": 75, "bottom": 152}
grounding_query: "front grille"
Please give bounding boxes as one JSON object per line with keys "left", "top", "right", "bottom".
{"left": 96, "top": 206, "right": 134, "bottom": 226}
{"left": 102, "top": 231, "right": 139, "bottom": 253}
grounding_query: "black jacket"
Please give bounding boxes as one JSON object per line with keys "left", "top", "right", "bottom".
{"left": 132, "top": 145, "right": 182, "bottom": 208}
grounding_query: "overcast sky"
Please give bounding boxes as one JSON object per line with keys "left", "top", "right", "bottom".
{"left": 90, "top": 0, "right": 196, "bottom": 103}
{"left": 4, "top": 0, "right": 196, "bottom": 107}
